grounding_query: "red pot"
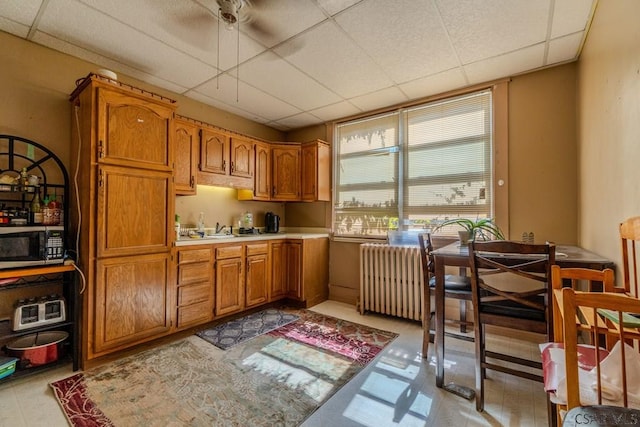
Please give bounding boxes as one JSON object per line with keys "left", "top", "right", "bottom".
{"left": 6, "top": 331, "right": 68, "bottom": 367}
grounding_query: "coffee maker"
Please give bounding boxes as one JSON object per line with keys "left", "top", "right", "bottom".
{"left": 265, "top": 212, "right": 280, "bottom": 233}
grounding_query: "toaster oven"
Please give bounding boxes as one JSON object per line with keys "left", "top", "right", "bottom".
{"left": 13, "top": 295, "right": 66, "bottom": 331}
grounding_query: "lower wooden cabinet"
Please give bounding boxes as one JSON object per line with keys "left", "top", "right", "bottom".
{"left": 245, "top": 243, "right": 269, "bottom": 307}
{"left": 215, "top": 245, "right": 244, "bottom": 316}
{"left": 176, "top": 247, "right": 213, "bottom": 329}
{"left": 94, "top": 252, "right": 172, "bottom": 355}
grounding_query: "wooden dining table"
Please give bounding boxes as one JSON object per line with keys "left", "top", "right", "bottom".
{"left": 431, "top": 242, "right": 615, "bottom": 388}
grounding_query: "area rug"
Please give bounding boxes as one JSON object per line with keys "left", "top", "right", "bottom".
{"left": 196, "top": 308, "right": 300, "bottom": 350}
{"left": 49, "top": 309, "right": 398, "bottom": 427}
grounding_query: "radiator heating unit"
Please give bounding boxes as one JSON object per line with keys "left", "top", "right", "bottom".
{"left": 359, "top": 243, "right": 424, "bottom": 322}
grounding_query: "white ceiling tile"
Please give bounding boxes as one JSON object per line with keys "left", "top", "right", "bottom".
{"left": 38, "top": 0, "right": 219, "bottom": 88}
{"left": 193, "top": 73, "right": 302, "bottom": 121}
{"left": 547, "top": 33, "right": 584, "bottom": 65}
{"left": 0, "top": 0, "right": 42, "bottom": 26}
{"left": 0, "top": 16, "right": 30, "bottom": 38}
{"left": 187, "top": 90, "right": 271, "bottom": 123}
{"left": 316, "top": 0, "right": 361, "bottom": 16}
{"left": 271, "top": 112, "right": 324, "bottom": 130}
{"left": 275, "top": 21, "right": 393, "bottom": 98}
{"left": 310, "top": 101, "right": 362, "bottom": 122}
{"left": 398, "top": 68, "right": 467, "bottom": 100}
{"left": 335, "top": 0, "right": 458, "bottom": 83}
{"left": 77, "top": 0, "right": 266, "bottom": 72}
{"left": 349, "top": 86, "right": 408, "bottom": 112}
{"left": 438, "top": 0, "right": 550, "bottom": 64}
{"left": 240, "top": 0, "right": 326, "bottom": 47}
{"left": 239, "top": 51, "right": 342, "bottom": 110}
{"left": 464, "top": 44, "right": 546, "bottom": 85}
{"left": 551, "top": 0, "right": 595, "bottom": 38}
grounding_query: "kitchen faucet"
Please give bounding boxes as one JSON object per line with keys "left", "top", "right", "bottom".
{"left": 215, "top": 222, "right": 226, "bottom": 234}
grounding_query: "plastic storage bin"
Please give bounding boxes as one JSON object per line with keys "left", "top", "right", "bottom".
{"left": 0, "top": 356, "right": 18, "bottom": 380}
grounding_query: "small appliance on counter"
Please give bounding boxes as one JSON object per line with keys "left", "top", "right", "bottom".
{"left": 13, "top": 294, "right": 66, "bottom": 331}
{"left": 238, "top": 211, "right": 256, "bottom": 234}
{"left": 265, "top": 212, "right": 280, "bottom": 233}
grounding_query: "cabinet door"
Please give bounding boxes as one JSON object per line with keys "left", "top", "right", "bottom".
{"left": 215, "top": 257, "right": 244, "bottom": 316}
{"left": 174, "top": 119, "right": 198, "bottom": 195}
{"left": 230, "top": 137, "right": 253, "bottom": 179}
{"left": 97, "top": 165, "right": 172, "bottom": 258}
{"left": 270, "top": 241, "right": 287, "bottom": 300}
{"left": 285, "top": 241, "right": 302, "bottom": 299}
{"left": 200, "top": 128, "right": 229, "bottom": 175}
{"left": 272, "top": 145, "right": 301, "bottom": 201}
{"left": 302, "top": 140, "right": 330, "bottom": 202}
{"left": 97, "top": 87, "right": 173, "bottom": 171}
{"left": 94, "top": 253, "right": 171, "bottom": 354}
{"left": 253, "top": 141, "right": 271, "bottom": 200}
{"left": 246, "top": 253, "right": 268, "bottom": 307}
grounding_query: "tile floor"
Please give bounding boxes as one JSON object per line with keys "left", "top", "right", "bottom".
{"left": 0, "top": 300, "right": 549, "bottom": 426}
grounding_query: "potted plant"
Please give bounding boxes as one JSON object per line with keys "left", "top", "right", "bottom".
{"left": 433, "top": 218, "right": 505, "bottom": 244}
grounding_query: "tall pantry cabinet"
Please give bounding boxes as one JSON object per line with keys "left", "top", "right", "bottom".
{"left": 69, "top": 75, "right": 176, "bottom": 365}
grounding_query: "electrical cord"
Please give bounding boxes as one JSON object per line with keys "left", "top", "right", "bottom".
{"left": 73, "top": 104, "right": 86, "bottom": 295}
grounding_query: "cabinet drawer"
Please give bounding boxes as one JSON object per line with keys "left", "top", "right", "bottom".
{"left": 178, "top": 262, "right": 211, "bottom": 285}
{"left": 179, "top": 248, "right": 211, "bottom": 264}
{"left": 246, "top": 243, "right": 268, "bottom": 256}
{"left": 178, "top": 282, "right": 211, "bottom": 306}
{"left": 216, "top": 245, "right": 243, "bottom": 259}
{"left": 177, "top": 300, "right": 212, "bottom": 328}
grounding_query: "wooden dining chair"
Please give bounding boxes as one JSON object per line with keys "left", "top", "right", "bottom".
{"left": 468, "top": 240, "right": 555, "bottom": 412}
{"left": 418, "top": 232, "right": 472, "bottom": 358}
{"left": 620, "top": 216, "right": 640, "bottom": 297}
{"left": 560, "top": 289, "right": 640, "bottom": 417}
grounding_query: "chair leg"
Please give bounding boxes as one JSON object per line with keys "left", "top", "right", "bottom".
{"left": 459, "top": 300, "right": 467, "bottom": 333}
{"left": 475, "top": 323, "right": 485, "bottom": 412}
{"left": 422, "top": 283, "right": 431, "bottom": 358}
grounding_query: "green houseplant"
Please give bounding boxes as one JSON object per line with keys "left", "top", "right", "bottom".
{"left": 433, "top": 218, "right": 505, "bottom": 244}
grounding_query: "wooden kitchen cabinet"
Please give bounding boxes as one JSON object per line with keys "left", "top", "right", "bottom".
{"left": 174, "top": 117, "right": 199, "bottom": 195}
{"left": 285, "top": 241, "right": 302, "bottom": 299}
{"left": 96, "top": 164, "right": 172, "bottom": 258}
{"left": 176, "top": 247, "right": 213, "bottom": 329}
{"left": 301, "top": 140, "right": 330, "bottom": 202}
{"left": 70, "top": 75, "right": 176, "bottom": 365}
{"left": 283, "top": 238, "right": 329, "bottom": 307}
{"left": 199, "top": 126, "right": 254, "bottom": 189}
{"left": 251, "top": 141, "right": 271, "bottom": 201}
{"left": 271, "top": 143, "right": 301, "bottom": 201}
{"left": 269, "top": 240, "right": 287, "bottom": 300}
{"left": 214, "top": 245, "right": 244, "bottom": 316}
{"left": 94, "top": 252, "right": 171, "bottom": 355}
{"left": 245, "top": 242, "right": 269, "bottom": 307}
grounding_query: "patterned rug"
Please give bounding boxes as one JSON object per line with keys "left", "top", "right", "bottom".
{"left": 50, "top": 309, "right": 398, "bottom": 427}
{"left": 196, "top": 308, "right": 300, "bottom": 350}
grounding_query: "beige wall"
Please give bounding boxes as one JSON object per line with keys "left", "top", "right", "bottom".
{"left": 577, "top": 0, "right": 640, "bottom": 284}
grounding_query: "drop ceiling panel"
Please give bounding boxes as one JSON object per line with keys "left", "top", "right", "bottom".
{"left": 399, "top": 68, "right": 467, "bottom": 101}
{"left": 78, "top": 0, "right": 267, "bottom": 72}
{"left": 0, "top": 16, "right": 30, "bottom": 38}
{"left": 551, "top": 0, "right": 595, "bottom": 38}
{"left": 193, "top": 73, "right": 302, "bottom": 121}
{"left": 271, "top": 112, "right": 323, "bottom": 130}
{"left": 238, "top": 51, "right": 341, "bottom": 110}
{"left": 464, "top": 44, "right": 546, "bottom": 84}
{"left": 0, "top": 0, "right": 41, "bottom": 27}
{"left": 316, "top": 0, "right": 362, "bottom": 16}
{"left": 310, "top": 101, "right": 362, "bottom": 122}
{"left": 438, "top": 0, "right": 550, "bottom": 65}
{"left": 349, "top": 86, "right": 408, "bottom": 112}
{"left": 275, "top": 21, "right": 393, "bottom": 99}
{"left": 38, "top": 0, "right": 220, "bottom": 88}
{"left": 547, "top": 33, "right": 584, "bottom": 65}
{"left": 335, "top": 0, "right": 458, "bottom": 83}
{"left": 240, "top": 0, "right": 326, "bottom": 48}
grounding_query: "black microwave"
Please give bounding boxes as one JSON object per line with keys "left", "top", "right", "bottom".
{"left": 0, "top": 226, "right": 64, "bottom": 269}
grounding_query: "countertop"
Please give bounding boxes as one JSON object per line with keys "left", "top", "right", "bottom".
{"left": 175, "top": 232, "right": 330, "bottom": 246}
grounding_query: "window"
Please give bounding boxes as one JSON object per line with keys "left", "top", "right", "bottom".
{"left": 333, "top": 89, "right": 494, "bottom": 238}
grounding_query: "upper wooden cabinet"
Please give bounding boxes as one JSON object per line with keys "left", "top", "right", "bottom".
{"left": 252, "top": 141, "right": 271, "bottom": 201}
{"left": 96, "top": 87, "right": 173, "bottom": 172}
{"left": 198, "top": 126, "right": 254, "bottom": 189}
{"left": 301, "top": 140, "right": 330, "bottom": 202}
{"left": 271, "top": 143, "right": 301, "bottom": 201}
{"left": 174, "top": 118, "right": 199, "bottom": 195}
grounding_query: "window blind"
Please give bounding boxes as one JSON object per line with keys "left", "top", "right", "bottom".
{"left": 333, "top": 89, "right": 493, "bottom": 238}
